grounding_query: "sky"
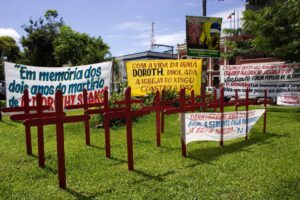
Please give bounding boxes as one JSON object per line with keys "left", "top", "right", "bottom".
{"left": 0, "top": 0, "right": 246, "bottom": 57}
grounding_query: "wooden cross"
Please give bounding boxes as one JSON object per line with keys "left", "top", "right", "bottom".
{"left": 160, "top": 89, "right": 176, "bottom": 133}
{"left": 103, "top": 87, "right": 151, "bottom": 171}
{"left": 9, "top": 93, "right": 60, "bottom": 167}
{"left": 81, "top": 89, "right": 137, "bottom": 158}
{"left": 164, "top": 88, "right": 206, "bottom": 157}
{"left": 1, "top": 89, "right": 51, "bottom": 155}
{"left": 208, "top": 88, "right": 241, "bottom": 111}
{"left": 65, "top": 89, "right": 105, "bottom": 146}
{"left": 66, "top": 89, "right": 143, "bottom": 159}
{"left": 0, "top": 100, "right": 3, "bottom": 121}
{"left": 236, "top": 88, "right": 272, "bottom": 134}
{"left": 24, "top": 90, "right": 90, "bottom": 189}
{"left": 143, "top": 91, "right": 174, "bottom": 147}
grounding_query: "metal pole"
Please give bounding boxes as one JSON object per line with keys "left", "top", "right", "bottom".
{"left": 202, "top": 0, "right": 206, "bottom": 16}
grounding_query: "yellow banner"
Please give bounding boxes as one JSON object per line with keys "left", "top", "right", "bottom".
{"left": 126, "top": 59, "right": 202, "bottom": 96}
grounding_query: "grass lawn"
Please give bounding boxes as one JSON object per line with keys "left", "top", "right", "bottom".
{"left": 0, "top": 105, "right": 299, "bottom": 199}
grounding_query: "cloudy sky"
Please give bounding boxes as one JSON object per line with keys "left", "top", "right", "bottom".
{"left": 0, "top": 0, "right": 245, "bottom": 56}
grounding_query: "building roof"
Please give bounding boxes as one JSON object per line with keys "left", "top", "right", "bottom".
{"left": 116, "top": 51, "right": 177, "bottom": 61}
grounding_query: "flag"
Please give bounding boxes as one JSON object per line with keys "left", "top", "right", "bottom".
{"left": 227, "top": 11, "right": 235, "bottom": 19}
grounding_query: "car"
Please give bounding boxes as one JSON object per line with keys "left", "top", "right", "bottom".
{"left": 206, "top": 86, "right": 231, "bottom": 102}
{"left": 0, "top": 81, "right": 6, "bottom": 100}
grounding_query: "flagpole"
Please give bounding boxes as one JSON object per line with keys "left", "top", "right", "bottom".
{"left": 237, "top": 10, "right": 239, "bottom": 30}
{"left": 233, "top": 9, "right": 236, "bottom": 31}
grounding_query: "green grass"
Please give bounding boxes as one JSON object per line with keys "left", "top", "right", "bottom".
{"left": 0, "top": 106, "right": 300, "bottom": 199}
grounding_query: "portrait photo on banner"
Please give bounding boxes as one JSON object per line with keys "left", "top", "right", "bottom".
{"left": 186, "top": 16, "right": 222, "bottom": 58}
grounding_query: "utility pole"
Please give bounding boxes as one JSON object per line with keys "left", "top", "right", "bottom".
{"left": 151, "top": 22, "right": 155, "bottom": 51}
{"left": 202, "top": 0, "right": 206, "bottom": 16}
{"left": 202, "top": 0, "right": 208, "bottom": 90}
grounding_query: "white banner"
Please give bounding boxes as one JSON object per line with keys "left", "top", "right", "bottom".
{"left": 220, "top": 63, "right": 300, "bottom": 97}
{"left": 223, "top": 82, "right": 300, "bottom": 98}
{"left": 277, "top": 93, "right": 300, "bottom": 107}
{"left": 183, "top": 109, "right": 265, "bottom": 144}
{"left": 4, "top": 62, "right": 112, "bottom": 110}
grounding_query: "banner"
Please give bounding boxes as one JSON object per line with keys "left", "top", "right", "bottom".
{"left": 183, "top": 109, "right": 265, "bottom": 144}
{"left": 186, "top": 16, "right": 222, "bottom": 58}
{"left": 220, "top": 63, "right": 300, "bottom": 97}
{"left": 126, "top": 59, "right": 202, "bottom": 96}
{"left": 4, "top": 62, "right": 112, "bottom": 110}
{"left": 277, "top": 93, "right": 300, "bottom": 107}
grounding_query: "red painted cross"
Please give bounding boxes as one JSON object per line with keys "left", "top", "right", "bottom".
{"left": 65, "top": 89, "right": 105, "bottom": 146}
{"left": 67, "top": 89, "right": 143, "bottom": 159}
{"left": 209, "top": 88, "right": 241, "bottom": 111}
{"left": 24, "top": 90, "right": 90, "bottom": 189}
{"left": 236, "top": 88, "right": 272, "bottom": 134}
{"left": 2, "top": 89, "right": 51, "bottom": 155}
{"left": 164, "top": 88, "right": 206, "bottom": 157}
{"left": 103, "top": 87, "right": 151, "bottom": 171}
{"left": 160, "top": 89, "right": 176, "bottom": 133}
{"left": 10, "top": 93, "right": 60, "bottom": 167}
{"left": 143, "top": 91, "right": 173, "bottom": 147}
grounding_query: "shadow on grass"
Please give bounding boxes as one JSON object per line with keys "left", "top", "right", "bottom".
{"left": 0, "top": 120, "right": 17, "bottom": 126}
{"left": 29, "top": 154, "right": 38, "bottom": 159}
{"left": 159, "top": 145, "right": 180, "bottom": 153}
{"left": 133, "top": 169, "right": 175, "bottom": 183}
{"left": 87, "top": 144, "right": 104, "bottom": 150}
{"left": 268, "top": 107, "right": 300, "bottom": 113}
{"left": 66, "top": 187, "right": 116, "bottom": 199}
{"left": 272, "top": 115, "right": 300, "bottom": 122}
{"left": 135, "top": 138, "right": 153, "bottom": 145}
{"left": 44, "top": 166, "right": 57, "bottom": 174}
{"left": 108, "top": 156, "right": 127, "bottom": 166}
{"left": 271, "top": 177, "right": 300, "bottom": 199}
{"left": 65, "top": 188, "right": 99, "bottom": 199}
{"left": 186, "top": 133, "right": 285, "bottom": 167}
{"left": 28, "top": 154, "right": 58, "bottom": 174}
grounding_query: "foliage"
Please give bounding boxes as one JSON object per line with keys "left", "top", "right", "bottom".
{"left": 112, "top": 58, "right": 121, "bottom": 84}
{"left": 246, "top": 0, "right": 282, "bottom": 9}
{"left": 222, "top": 28, "right": 264, "bottom": 59}
{"left": 0, "top": 36, "right": 20, "bottom": 79}
{"left": 143, "top": 89, "right": 178, "bottom": 107}
{"left": 21, "top": 10, "right": 110, "bottom": 67}
{"left": 0, "top": 106, "right": 300, "bottom": 199}
{"left": 54, "top": 26, "right": 110, "bottom": 66}
{"left": 242, "top": 0, "right": 300, "bottom": 62}
{"left": 21, "top": 10, "right": 64, "bottom": 66}
{"left": 0, "top": 36, "right": 20, "bottom": 62}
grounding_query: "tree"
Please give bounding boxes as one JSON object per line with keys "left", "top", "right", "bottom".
{"left": 222, "top": 28, "right": 262, "bottom": 60}
{"left": 242, "top": 0, "right": 300, "bottom": 62}
{"left": 53, "top": 26, "right": 110, "bottom": 66}
{"left": 0, "top": 36, "right": 20, "bottom": 80}
{"left": 21, "top": 10, "right": 64, "bottom": 66}
{"left": 110, "top": 58, "right": 121, "bottom": 91}
{"left": 0, "top": 36, "right": 20, "bottom": 62}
